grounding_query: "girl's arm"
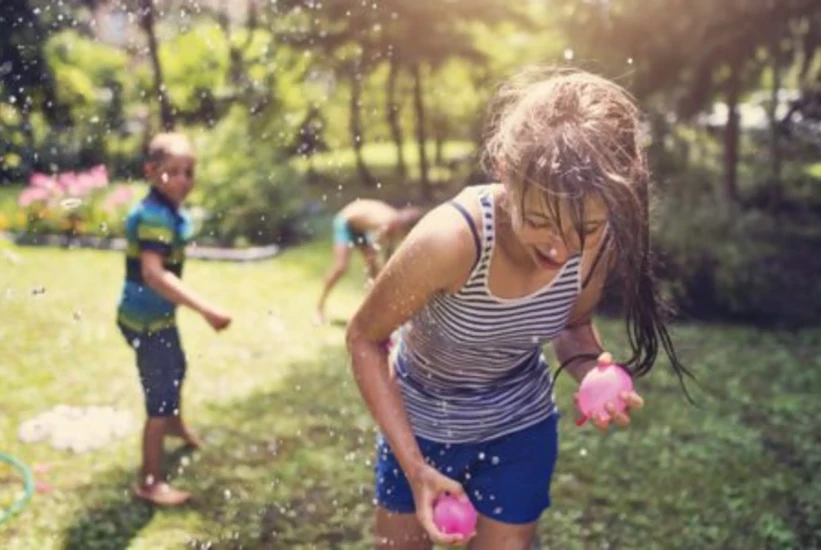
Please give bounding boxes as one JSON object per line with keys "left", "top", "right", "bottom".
{"left": 347, "top": 203, "right": 474, "bottom": 479}
{"left": 551, "top": 240, "right": 612, "bottom": 382}
{"left": 551, "top": 241, "right": 643, "bottom": 428}
{"left": 346, "top": 201, "right": 477, "bottom": 543}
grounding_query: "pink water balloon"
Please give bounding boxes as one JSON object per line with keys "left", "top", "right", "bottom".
{"left": 574, "top": 355, "right": 634, "bottom": 427}
{"left": 433, "top": 494, "right": 477, "bottom": 537}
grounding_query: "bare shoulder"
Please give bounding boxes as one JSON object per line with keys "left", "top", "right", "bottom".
{"left": 348, "top": 192, "right": 483, "bottom": 342}
{"left": 394, "top": 196, "right": 479, "bottom": 293}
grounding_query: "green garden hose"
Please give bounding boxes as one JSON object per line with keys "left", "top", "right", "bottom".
{"left": 0, "top": 452, "right": 34, "bottom": 526}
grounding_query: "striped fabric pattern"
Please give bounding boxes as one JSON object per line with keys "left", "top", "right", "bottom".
{"left": 395, "top": 186, "right": 582, "bottom": 443}
{"left": 117, "top": 188, "right": 192, "bottom": 331}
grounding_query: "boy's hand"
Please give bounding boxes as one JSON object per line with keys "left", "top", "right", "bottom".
{"left": 202, "top": 307, "right": 232, "bottom": 331}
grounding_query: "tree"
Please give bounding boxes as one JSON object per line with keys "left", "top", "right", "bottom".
{"left": 560, "top": 0, "right": 821, "bottom": 211}
{"left": 139, "top": 0, "right": 175, "bottom": 130}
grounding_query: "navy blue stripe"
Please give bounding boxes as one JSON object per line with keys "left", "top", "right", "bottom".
{"left": 396, "top": 186, "right": 578, "bottom": 443}
{"left": 448, "top": 201, "right": 481, "bottom": 272}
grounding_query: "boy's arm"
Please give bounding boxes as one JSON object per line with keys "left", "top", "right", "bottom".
{"left": 136, "top": 211, "right": 230, "bottom": 330}
{"left": 140, "top": 251, "right": 214, "bottom": 315}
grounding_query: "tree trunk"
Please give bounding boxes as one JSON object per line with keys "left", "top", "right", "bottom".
{"left": 350, "top": 58, "right": 375, "bottom": 186}
{"left": 140, "top": 0, "right": 174, "bottom": 130}
{"left": 411, "top": 63, "right": 431, "bottom": 201}
{"left": 386, "top": 55, "right": 407, "bottom": 178}
{"left": 768, "top": 44, "right": 783, "bottom": 209}
{"left": 722, "top": 57, "right": 741, "bottom": 209}
{"left": 433, "top": 115, "right": 446, "bottom": 166}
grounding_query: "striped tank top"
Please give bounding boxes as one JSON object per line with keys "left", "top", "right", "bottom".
{"left": 394, "top": 185, "right": 582, "bottom": 443}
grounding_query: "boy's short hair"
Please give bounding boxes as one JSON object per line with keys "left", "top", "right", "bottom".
{"left": 146, "top": 132, "right": 195, "bottom": 164}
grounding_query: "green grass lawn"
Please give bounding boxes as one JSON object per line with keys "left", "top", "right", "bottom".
{"left": 1, "top": 241, "right": 820, "bottom": 549}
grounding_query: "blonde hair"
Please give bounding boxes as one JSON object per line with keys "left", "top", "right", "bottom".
{"left": 146, "top": 132, "right": 195, "bottom": 164}
{"left": 481, "top": 66, "right": 693, "bottom": 392}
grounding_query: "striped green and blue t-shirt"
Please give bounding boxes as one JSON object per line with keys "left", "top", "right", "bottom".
{"left": 117, "top": 188, "right": 193, "bottom": 332}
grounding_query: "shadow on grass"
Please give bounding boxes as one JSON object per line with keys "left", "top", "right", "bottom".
{"left": 61, "top": 344, "right": 374, "bottom": 549}
{"left": 60, "top": 331, "right": 821, "bottom": 549}
{"left": 63, "top": 445, "right": 196, "bottom": 550}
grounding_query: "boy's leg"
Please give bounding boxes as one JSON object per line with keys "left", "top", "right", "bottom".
{"left": 359, "top": 242, "right": 380, "bottom": 280}
{"left": 158, "top": 330, "right": 201, "bottom": 447}
{"left": 132, "top": 328, "right": 191, "bottom": 506}
{"left": 168, "top": 397, "right": 203, "bottom": 448}
{"left": 315, "top": 243, "right": 351, "bottom": 324}
{"left": 135, "top": 417, "right": 190, "bottom": 505}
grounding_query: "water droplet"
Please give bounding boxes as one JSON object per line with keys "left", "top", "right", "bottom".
{"left": 627, "top": 57, "right": 634, "bottom": 65}
{"left": 224, "top": 489, "right": 232, "bottom": 499}
{"left": 563, "top": 48, "right": 575, "bottom": 61}
{"left": 478, "top": 452, "right": 486, "bottom": 460}
{"left": 491, "top": 456, "right": 500, "bottom": 465}
{"left": 580, "top": 448, "right": 588, "bottom": 457}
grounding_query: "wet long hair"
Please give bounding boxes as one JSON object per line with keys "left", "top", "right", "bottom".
{"left": 482, "top": 66, "right": 693, "bottom": 390}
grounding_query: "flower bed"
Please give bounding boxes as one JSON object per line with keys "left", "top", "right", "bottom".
{"left": 4, "top": 168, "right": 282, "bottom": 261}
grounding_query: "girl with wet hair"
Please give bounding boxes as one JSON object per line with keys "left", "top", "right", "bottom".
{"left": 346, "top": 67, "right": 692, "bottom": 549}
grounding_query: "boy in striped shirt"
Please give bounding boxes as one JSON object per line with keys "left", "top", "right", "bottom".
{"left": 117, "top": 133, "right": 231, "bottom": 506}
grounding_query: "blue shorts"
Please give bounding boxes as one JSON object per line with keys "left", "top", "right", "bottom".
{"left": 375, "top": 413, "right": 560, "bottom": 525}
{"left": 332, "top": 214, "right": 372, "bottom": 247}
{"left": 118, "top": 323, "right": 187, "bottom": 417}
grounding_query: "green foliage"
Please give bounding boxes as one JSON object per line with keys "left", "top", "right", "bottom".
{"left": 158, "top": 24, "right": 231, "bottom": 113}
{"left": 193, "top": 107, "right": 309, "bottom": 246}
{"left": 45, "top": 30, "right": 130, "bottom": 110}
{"left": 655, "top": 177, "right": 821, "bottom": 327}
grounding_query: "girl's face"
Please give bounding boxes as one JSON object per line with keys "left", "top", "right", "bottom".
{"left": 510, "top": 186, "right": 608, "bottom": 270}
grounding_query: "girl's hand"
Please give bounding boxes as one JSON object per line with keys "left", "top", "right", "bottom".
{"left": 592, "top": 352, "right": 644, "bottom": 432}
{"left": 409, "top": 463, "right": 474, "bottom": 546}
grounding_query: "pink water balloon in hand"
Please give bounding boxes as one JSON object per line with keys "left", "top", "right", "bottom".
{"left": 433, "top": 494, "right": 477, "bottom": 537}
{"left": 574, "top": 353, "right": 634, "bottom": 427}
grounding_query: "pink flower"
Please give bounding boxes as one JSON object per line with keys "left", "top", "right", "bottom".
{"left": 103, "top": 185, "right": 134, "bottom": 210}
{"left": 19, "top": 186, "right": 50, "bottom": 207}
{"left": 57, "top": 172, "right": 78, "bottom": 193}
{"left": 29, "top": 173, "right": 58, "bottom": 191}
{"left": 88, "top": 165, "right": 109, "bottom": 189}
{"left": 69, "top": 172, "right": 94, "bottom": 198}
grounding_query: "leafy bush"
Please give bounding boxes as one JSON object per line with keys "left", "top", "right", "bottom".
{"left": 655, "top": 182, "right": 821, "bottom": 327}
{"left": 193, "top": 107, "right": 308, "bottom": 246}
